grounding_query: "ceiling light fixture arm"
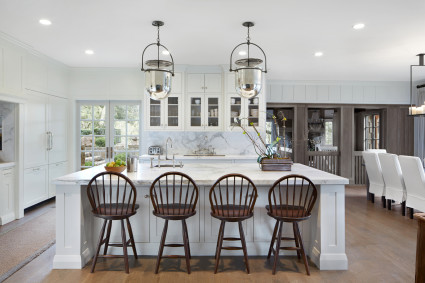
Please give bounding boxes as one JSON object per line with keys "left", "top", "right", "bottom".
{"left": 229, "top": 41, "right": 267, "bottom": 73}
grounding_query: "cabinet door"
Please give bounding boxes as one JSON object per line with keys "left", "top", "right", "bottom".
{"left": 187, "top": 74, "right": 205, "bottom": 93}
{"left": 172, "top": 72, "right": 182, "bottom": 94}
{"left": 0, "top": 168, "right": 14, "bottom": 216}
{"left": 24, "top": 165, "right": 48, "bottom": 208}
{"left": 164, "top": 96, "right": 182, "bottom": 129}
{"left": 205, "top": 95, "right": 221, "bottom": 130}
{"left": 245, "top": 97, "right": 260, "bottom": 129}
{"left": 204, "top": 74, "right": 222, "bottom": 93}
{"left": 48, "top": 96, "right": 68, "bottom": 163}
{"left": 24, "top": 91, "right": 48, "bottom": 169}
{"left": 146, "top": 98, "right": 163, "bottom": 130}
{"left": 48, "top": 162, "right": 68, "bottom": 198}
{"left": 227, "top": 95, "right": 243, "bottom": 130}
{"left": 188, "top": 96, "right": 205, "bottom": 130}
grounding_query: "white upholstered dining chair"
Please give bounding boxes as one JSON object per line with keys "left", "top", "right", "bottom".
{"left": 398, "top": 155, "right": 425, "bottom": 219}
{"left": 378, "top": 153, "right": 406, "bottom": 215}
{"left": 362, "top": 151, "right": 386, "bottom": 207}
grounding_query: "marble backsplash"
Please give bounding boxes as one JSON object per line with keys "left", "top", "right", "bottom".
{"left": 141, "top": 131, "right": 262, "bottom": 156}
{"left": 0, "top": 102, "right": 15, "bottom": 162}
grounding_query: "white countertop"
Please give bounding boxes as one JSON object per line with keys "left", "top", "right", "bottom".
{"left": 140, "top": 154, "right": 258, "bottom": 160}
{"left": 55, "top": 162, "right": 349, "bottom": 186}
{"left": 0, "top": 162, "right": 15, "bottom": 169}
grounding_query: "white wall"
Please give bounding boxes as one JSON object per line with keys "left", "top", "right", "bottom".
{"left": 267, "top": 80, "right": 410, "bottom": 105}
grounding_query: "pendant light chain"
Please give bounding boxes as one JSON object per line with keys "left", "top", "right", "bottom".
{"left": 246, "top": 25, "right": 251, "bottom": 66}
{"left": 156, "top": 25, "right": 161, "bottom": 68}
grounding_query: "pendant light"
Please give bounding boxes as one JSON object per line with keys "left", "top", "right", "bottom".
{"left": 409, "top": 53, "right": 425, "bottom": 116}
{"left": 141, "top": 21, "right": 175, "bottom": 100}
{"left": 229, "top": 22, "right": 267, "bottom": 99}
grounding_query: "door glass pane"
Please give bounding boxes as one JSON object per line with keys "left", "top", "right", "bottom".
{"left": 190, "top": 97, "right": 202, "bottom": 127}
{"left": 114, "top": 105, "right": 126, "bottom": 120}
{"left": 247, "top": 97, "right": 259, "bottom": 127}
{"left": 94, "top": 136, "right": 106, "bottom": 150}
{"left": 81, "top": 136, "right": 93, "bottom": 151}
{"left": 230, "top": 96, "right": 242, "bottom": 126}
{"left": 150, "top": 99, "right": 161, "bottom": 127}
{"left": 167, "top": 97, "right": 179, "bottom": 127}
{"left": 207, "top": 97, "right": 219, "bottom": 127}
{"left": 94, "top": 121, "right": 105, "bottom": 135}
{"left": 112, "top": 104, "right": 140, "bottom": 162}
{"left": 93, "top": 105, "right": 106, "bottom": 120}
{"left": 81, "top": 121, "right": 92, "bottom": 135}
{"left": 80, "top": 105, "right": 92, "bottom": 120}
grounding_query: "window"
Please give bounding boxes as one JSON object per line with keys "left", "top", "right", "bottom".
{"left": 79, "top": 101, "right": 141, "bottom": 170}
{"left": 324, "top": 121, "right": 333, "bottom": 145}
{"left": 364, "top": 114, "right": 380, "bottom": 150}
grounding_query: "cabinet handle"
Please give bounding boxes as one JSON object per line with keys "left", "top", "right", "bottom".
{"left": 33, "top": 167, "right": 41, "bottom": 172}
{"left": 46, "top": 132, "right": 50, "bottom": 151}
{"left": 3, "top": 172, "right": 12, "bottom": 176}
{"left": 144, "top": 195, "right": 150, "bottom": 198}
{"left": 50, "top": 132, "right": 54, "bottom": 150}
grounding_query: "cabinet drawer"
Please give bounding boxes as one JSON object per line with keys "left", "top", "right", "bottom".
{"left": 24, "top": 165, "right": 48, "bottom": 208}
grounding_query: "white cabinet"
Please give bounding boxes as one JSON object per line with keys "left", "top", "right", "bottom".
{"left": 186, "top": 94, "right": 222, "bottom": 131}
{"left": 187, "top": 73, "right": 222, "bottom": 93}
{"left": 48, "top": 162, "right": 68, "bottom": 198}
{"left": 145, "top": 95, "right": 183, "bottom": 130}
{"left": 24, "top": 165, "right": 48, "bottom": 208}
{"left": 0, "top": 166, "right": 15, "bottom": 225}
{"left": 23, "top": 90, "right": 68, "bottom": 207}
{"left": 225, "top": 94, "right": 262, "bottom": 130}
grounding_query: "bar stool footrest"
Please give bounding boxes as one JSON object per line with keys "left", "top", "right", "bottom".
{"left": 164, "top": 244, "right": 185, "bottom": 247}
{"left": 280, "top": 246, "right": 301, "bottom": 251}
{"left": 223, "top": 237, "right": 241, "bottom": 241}
{"left": 222, "top": 246, "right": 243, "bottom": 250}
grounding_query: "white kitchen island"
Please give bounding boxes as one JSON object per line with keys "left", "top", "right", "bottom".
{"left": 52, "top": 163, "right": 348, "bottom": 271}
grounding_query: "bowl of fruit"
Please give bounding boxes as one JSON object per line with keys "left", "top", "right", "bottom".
{"left": 104, "top": 159, "right": 127, "bottom": 173}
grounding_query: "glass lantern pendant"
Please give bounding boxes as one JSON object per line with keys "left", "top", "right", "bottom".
{"left": 141, "top": 21, "right": 175, "bottom": 100}
{"left": 229, "top": 22, "right": 267, "bottom": 99}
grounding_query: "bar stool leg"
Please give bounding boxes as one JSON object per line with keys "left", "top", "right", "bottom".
{"left": 120, "top": 219, "right": 129, "bottom": 274}
{"left": 214, "top": 220, "right": 226, "bottom": 274}
{"left": 182, "top": 219, "right": 191, "bottom": 259}
{"left": 272, "top": 221, "right": 283, "bottom": 275}
{"left": 238, "top": 221, "right": 250, "bottom": 274}
{"left": 91, "top": 219, "right": 107, "bottom": 273}
{"left": 401, "top": 201, "right": 406, "bottom": 216}
{"left": 382, "top": 196, "right": 386, "bottom": 208}
{"left": 215, "top": 221, "right": 224, "bottom": 259}
{"left": 181, "top": 220, "right": 191, "bottom": 274}
{"left": 387, "top": 199, "right": 392, "bottom": 210}
{"left": 295, "top": 222, "right": 310, "bottom": 275}
{"left": 103, "top": 220, "right": 112, "bottom": 255}
{"left": 292, "top": 222, "right": 301, "bottom": 259}
{"left": 155, "top": 219, "right": 169, "bottom": 274}
{"left": 267, "top": 220, "right": 279, "bottom": 259}
{"left": 126, "top": 218, "right": 138, "bottom": 259}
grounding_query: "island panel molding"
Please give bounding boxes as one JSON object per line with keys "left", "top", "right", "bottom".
{"left": 52, "top": 163, "right": 348, "bottom": 270}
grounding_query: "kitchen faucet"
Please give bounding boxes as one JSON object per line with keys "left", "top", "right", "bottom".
{"left": 165, "top": 137, "right": 173, "bottom": 160}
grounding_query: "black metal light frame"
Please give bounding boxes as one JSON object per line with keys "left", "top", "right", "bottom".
{"left": 409, "top": 53, "right": 425, "bottom": 117}
{"left": 141, "top": 21, "right": 175, "bottom": 76}
{"left": 229, "top": 22, "right": 267, "bottom": 74}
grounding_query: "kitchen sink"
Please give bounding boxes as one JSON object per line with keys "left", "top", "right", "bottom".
{"left": 154, "top": 164, "right": 182, "bottom": 168}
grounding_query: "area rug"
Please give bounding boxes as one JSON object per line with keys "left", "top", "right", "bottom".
{"left": 0, "top": 209, "right": 56, "bottom": 282}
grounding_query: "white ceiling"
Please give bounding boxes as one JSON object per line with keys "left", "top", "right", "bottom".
{"left": 0, "top": 0, "right": 425, "bottom": 81}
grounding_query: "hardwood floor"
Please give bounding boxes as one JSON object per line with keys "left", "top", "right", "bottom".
{"left": 4, "top": 186, "right": 418, "bottom": 283}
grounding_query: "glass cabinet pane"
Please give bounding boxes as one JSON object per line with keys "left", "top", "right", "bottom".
{"left": 247, "top": 97, "right": 259, "bottom": 127}
{"left": 207, "top": 97, "right": 219, "bottom": 127}
{"left": 190, "top": 97, "right": 202, "bottom": 127}
{"left": 167, "top": 97, "right": 179, "bottom": 127}
{"left": 149, "top": 99, "right": 161, "bottom": 127}
{"left": 230, "top": 96, "right": 242, "bottom": 126}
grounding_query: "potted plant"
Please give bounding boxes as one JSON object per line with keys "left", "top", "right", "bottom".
{"left": 233, "top": 112, "right": 293, "bottom": 171}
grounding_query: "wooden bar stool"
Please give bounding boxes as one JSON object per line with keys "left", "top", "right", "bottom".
{"left": 209, "top": 173, "right": 258, "bottom": 274}
{"left": 266, "top": 174, "right": 317, "bottom": 275}
{"left": 86, "top": 172, "right": 139, "bottom": 273}
{"left": 150, "top": 172, "right": 199, "bottom": 274}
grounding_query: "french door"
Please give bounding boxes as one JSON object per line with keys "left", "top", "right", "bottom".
{"left": 78, "top": 101, "right": 141, "bottom": 170}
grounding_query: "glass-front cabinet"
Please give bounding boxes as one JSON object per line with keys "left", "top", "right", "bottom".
{"left": 145, "top": 95, "right": 182, "bottom": 130}
{"left": 186, "top": 94, "right": 222, "bottom": 130}
{"left": 226, "top": 94, "right": 261, "bottom": 130}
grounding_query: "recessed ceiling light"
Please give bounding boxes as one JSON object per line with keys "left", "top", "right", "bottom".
{"left": 314, "top": 52, "right": 323, "bottom": 57}
{"left": 39, "top": 19, "right": 52, "bottom": 26}
{"left": 238, "top": 51, "right": 247, "bottom": 56}
{"left": 162, "top": 50, "right": 170, "bottom": 55}
{"left": 353, "top": 23, "right": 365, "bottom": 30}
{"left": 85, "top": 50, "right": 94, "bottom": 55}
